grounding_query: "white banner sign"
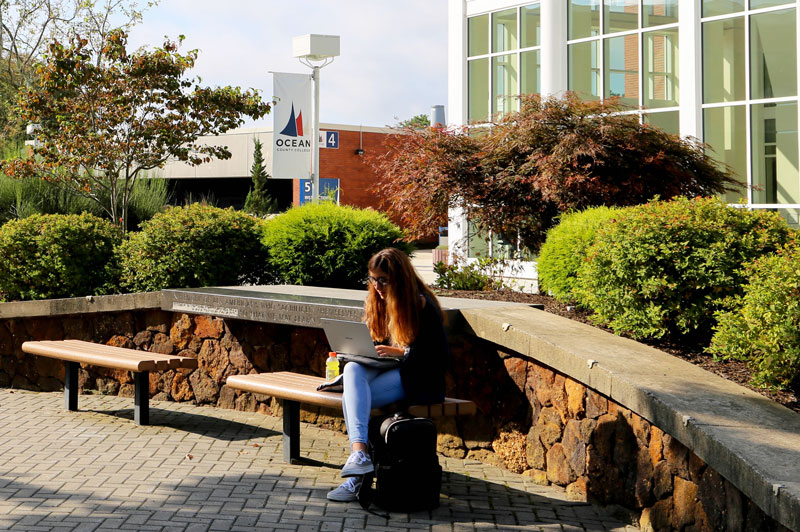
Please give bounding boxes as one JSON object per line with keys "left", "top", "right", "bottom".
{"left": 272, "top": 72, "right": 312, "bottom": 179}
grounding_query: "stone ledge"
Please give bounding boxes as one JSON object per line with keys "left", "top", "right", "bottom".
{"left": 459, "top": 306, "right": 800, "bottom": 532}
{"left": 0, "top": 292, "right": 162, "bottom": 319}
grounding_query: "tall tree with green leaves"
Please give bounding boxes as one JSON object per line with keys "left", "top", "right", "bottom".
{"left": 244, "top": 137, "right": 278, "bottom": 216}
{"left": 1, "top": 30, "right": 270, "bottom": 231}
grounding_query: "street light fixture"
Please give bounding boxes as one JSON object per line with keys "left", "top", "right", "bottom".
{"left": 292, "top": 34, "right": 340, "bottom": 202}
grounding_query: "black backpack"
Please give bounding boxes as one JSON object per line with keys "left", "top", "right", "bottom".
{"left": 358, "top": 412, "right": 442, "bottom": 513}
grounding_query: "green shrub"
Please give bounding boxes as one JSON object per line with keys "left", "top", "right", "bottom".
{"left": 574, "top": 197, "right": 794, "bottom": 341}
{"left": 433, "top": 257, "right": 507, "bottom": 290}
{"left": 262, "top": 202, "right": 410, "bottom": 289}
{"left": 117, "top": 203, "right": 268, "bottom": 292}
{"left": 708, "top": 244, "right": 800, "bottom": 389}
{"left": 537, "top": 206, "right": 619, "bottom": 302}
{"left": 0, "top": 213, "right": 121, "bottom": 301}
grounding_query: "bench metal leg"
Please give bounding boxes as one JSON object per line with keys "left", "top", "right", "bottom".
{"left": 64, "top": 361, "right": 79, "bottom": 411}
{"left": 134, "top": 371, "right": 149, "bottom": 426}
{"left": 283, "top": 399, "right": 300, "bottom": 463}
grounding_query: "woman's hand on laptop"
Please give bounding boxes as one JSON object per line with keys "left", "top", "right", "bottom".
{"left": 375, "top": 345, "right": 405, "bottom": 358}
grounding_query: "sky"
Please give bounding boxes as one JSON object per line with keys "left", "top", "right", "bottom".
{"left": 126, "top": 1, "right": 449, "bottom": 129}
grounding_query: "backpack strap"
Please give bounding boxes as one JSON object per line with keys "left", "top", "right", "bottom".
{"left": 357, "top": 472, "right": 389, "bottom": 519}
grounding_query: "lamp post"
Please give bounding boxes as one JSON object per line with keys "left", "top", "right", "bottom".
{"left": 292, "top": 34, "right": 340, "bottom": 202}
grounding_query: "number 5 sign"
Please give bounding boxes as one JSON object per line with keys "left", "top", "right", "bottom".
{"left": 319, "top": 130, "right": 339, "bottom": 149}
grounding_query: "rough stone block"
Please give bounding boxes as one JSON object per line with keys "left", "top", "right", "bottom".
{"left": 640, "top": 498, "right": 673, "bottom": 532}
{"left": 566, "top": 477, "right": 588, "bottom": 501}
{"left": 194, "top": 315, "right": 224, "bottom": 339}
{"left": 586, "top": 389, "right": 608, "bottom": 419}
{"left": 217, "top": 384, "right": 236, "bottom": 409}
{"left": 653, "top": 461, "right": 673, "bottom": 499}
{"left": 169, "top": 313, "right": 193, "bottom": 350}
{"left": 546, "top": 443, "right": 577, "bottom": 486}
{"left": 649, "top": 425, "right": 664, "bottom": 465}
{"left": 503, "top": 356, "right": 528, "bottom": 394}
{"left": 672, "top": 476, "right": 699, "bottom": 529}
{"left": 565, "top": 378, "right": 586, "bottom": 419}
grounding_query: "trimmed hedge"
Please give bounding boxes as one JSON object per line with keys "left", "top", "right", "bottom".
{"left": 708, "top": 244, "right": 800, "bottom": 389}
{"left": 262, "top": 202, "right": 410, "bottom": 289}
{"left": 574, "top": 197, "right": 794, "bottom": 341}
{"left": 117, "top": 203, "right": 269, "bottom": 292}
{"left": 0, "top": 213, "right": 121, "bottom": 301}
{"left": 537, "top": 206, "right": 619, "bottom": 302}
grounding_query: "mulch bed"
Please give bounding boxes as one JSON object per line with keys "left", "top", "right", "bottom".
{"left": 434, "top": 288, "right": 800, "bottom": 415}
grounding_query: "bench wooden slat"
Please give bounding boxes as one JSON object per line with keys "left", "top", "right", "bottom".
{"left": 225, "top": 371, "right": 477, "bottom": 417}
{"left": 60, "top": 340, "right": 198, "bottom": 370}
{"left": 226, "top": 373, "right": 344, "bottom": 409}
{"left": 23, "top": 341, "right": 156, "bottom": 372}
{"left": 22, "top": 340, "right": 198, "bottom": 372}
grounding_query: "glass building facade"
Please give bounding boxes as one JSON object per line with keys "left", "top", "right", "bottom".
{"left": 450, "top": 0, "right": 800, "bottom": 265}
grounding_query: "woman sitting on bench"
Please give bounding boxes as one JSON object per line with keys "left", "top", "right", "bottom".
{"left": 327, "top": 247, "right": 448, "bottom": 502}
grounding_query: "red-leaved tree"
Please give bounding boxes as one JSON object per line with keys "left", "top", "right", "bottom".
{"left": 371, "top": 92, "right": 739, "bottom": 250}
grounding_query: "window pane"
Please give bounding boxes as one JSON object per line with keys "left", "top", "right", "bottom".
{"left": 467, "top": 219, "right": 489, "bottom": 258}
{"left": 644, "top": 111, "right": 680, "bottom": 135}
{"left": 704, "top": 106, "right": 748, "bottom": 203}
{"left": 750, "top": 9, "right": 797, "bottom": 99}
{"left": 703, "top": 17, "right": 745, "bottom": 103}
{"left": 750, "top": 0, "right": 793, "bottom": 9}
{"left": 521, "top": 4, "right": 541, "bottom": 48}
{"left": 644, "top": 0, "right": 678, "bottom": 28}
{"left": 569, "top": 41, "right": 601, "bottom": 100}
{"left": 492, "top": 8, "right": 517, "bottom": 53}
{"left": 605, "top": 35, "right": 639, "bottom": 106}
{"left": 468, "top": 58, "right": 489, "bottom": 123}
{"left": 702, "top": 0, "right": 744, "bottom": 17}
{"left": 644, "top": 28, "right": 679, "bottom": 108}
{"left": 752, "top": 102, "right": 799, "bottom": 204}
{"left": 569, "top": 0, "right": 600, "bottom": 40}
{"left": 605, "top": 0, "right": 639, "bottom": 34}
{"left": 521, "top": 50, "right": 540, "bottom": 95}
{"left": 468, "top": 14, "right": 489, "bottom": 57}
{"left": 492, "top": 54, "right": 519, "bottom": 118}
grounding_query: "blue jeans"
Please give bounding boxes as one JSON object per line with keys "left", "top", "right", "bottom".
{"left": 341, "top": 362, "right": 406, "bottom": 445}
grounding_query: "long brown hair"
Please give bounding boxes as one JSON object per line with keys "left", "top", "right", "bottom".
{"left": 364, "top": 248, "right": 442, "bottom": 346}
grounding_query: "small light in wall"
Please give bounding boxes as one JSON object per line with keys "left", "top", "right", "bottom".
{"left": 354, "top": 148, "right": 365, "bottom": 156}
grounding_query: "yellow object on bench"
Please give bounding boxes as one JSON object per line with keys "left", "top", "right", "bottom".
{"left": 22, "top": 339, "right": 198, "bottom": 425}
{"left": 226, "top": 371, "right": 477, "bottom": 463}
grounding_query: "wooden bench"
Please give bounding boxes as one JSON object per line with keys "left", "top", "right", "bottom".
{"left": 225, "top": 371, "right": 477, "bottom": 464}
{"left": 21, "top": 339, "right": 199, "bottom": 425}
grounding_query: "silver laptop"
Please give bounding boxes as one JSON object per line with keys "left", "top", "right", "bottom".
{"left": 319, "top": 318, "right": 380, "bottom": 358}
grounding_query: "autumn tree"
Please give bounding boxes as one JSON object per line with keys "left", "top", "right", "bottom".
{"left": 372, "top": 92, "right": 739, "bottom": 250}
{"left": 1, "top": 30, "right": 270, "bottom": 231}
{"left": 0, "top": 0, "right": 158, "bottom": 148}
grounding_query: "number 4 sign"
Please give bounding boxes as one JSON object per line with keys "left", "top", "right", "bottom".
{"left": 319, "top": 130, "right": 339, "bottom": 149}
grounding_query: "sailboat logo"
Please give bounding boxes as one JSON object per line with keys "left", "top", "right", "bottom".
{"left": 280, "top": 103, "right": 304, "bottom": 137}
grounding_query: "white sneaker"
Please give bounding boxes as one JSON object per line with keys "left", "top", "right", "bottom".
{"left": 327, "top": 476, "right": 362, "bottom": 502}
{"left": 340, "top": 449, "right": 374, "bottom": 477}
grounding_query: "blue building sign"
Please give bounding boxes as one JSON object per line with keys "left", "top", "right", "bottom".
{"left": 300, "top": 178, "right": 339, "bottom": 205}
{"left": 320, "top": 130, "right": 339, "bottom": 149}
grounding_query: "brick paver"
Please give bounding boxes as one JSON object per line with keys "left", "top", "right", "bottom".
{"left": 0, "top": 389, "right": 638, "bottom": 531}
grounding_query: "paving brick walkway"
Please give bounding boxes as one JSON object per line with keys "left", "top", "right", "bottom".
{"left": 0, "top": 389, "right": 637, "bottom": 532}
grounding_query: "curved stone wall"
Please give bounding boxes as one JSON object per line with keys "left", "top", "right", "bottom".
{"left": 0, "top": 292, "right": 797, "bottom": 532}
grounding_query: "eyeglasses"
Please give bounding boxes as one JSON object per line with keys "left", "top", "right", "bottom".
{"left": 368, "top": 275, "right": 389, "bottom": 287}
